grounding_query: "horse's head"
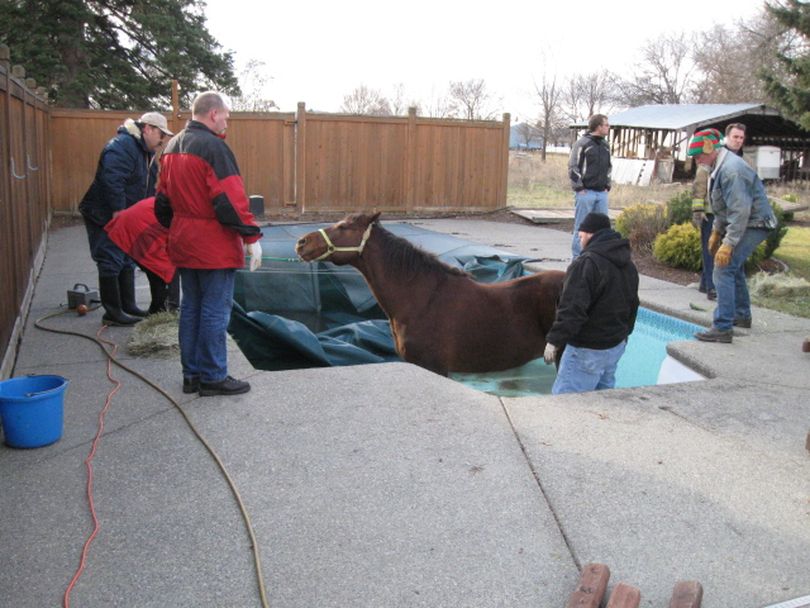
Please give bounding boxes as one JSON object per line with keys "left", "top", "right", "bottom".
{"left": 296, "top": 211, "right": 381, "bottom": 264}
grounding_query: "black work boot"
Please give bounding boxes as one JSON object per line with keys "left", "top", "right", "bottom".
{"left": 99, "top": 275, "right": 142, "bottom": 326}
{"left": 119, "top": 266, "right": 147, "bottom": 318}
{"left": 199, "top": 376, "right": 251, "bottom": 397}
{"left": 695, "top": 327, "right": 733, "bottom": 343}
{"left": 146, "top": 270, "right": 169, "bottom": 315}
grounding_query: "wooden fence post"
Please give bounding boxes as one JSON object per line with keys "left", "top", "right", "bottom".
{"left": 171, "top": 79, "right": 181, "bottom": 133}
{"left": 295, "top": 101, "right": 306, "bottom": 213}
{"left": 405, "top": 106, "right": 417, "bottom": 212}
{"left": 500, "top": 113, "right": 511, "bottom": 207}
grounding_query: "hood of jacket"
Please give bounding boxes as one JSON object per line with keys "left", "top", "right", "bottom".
{"left": 584, "top": 228, "right": 632, "bottom": 267}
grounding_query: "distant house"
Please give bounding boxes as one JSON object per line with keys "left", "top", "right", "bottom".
{"left": 510, "top": 123, "right": 544, "bottom": 151}
{"left": 571, "top": 103, "right": 810, "bottom": 184}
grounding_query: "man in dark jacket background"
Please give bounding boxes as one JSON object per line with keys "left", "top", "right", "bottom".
{"left": 543, "top": 212, "right": 639, "bottom": 394}
{"left": 568, "top": 114, "right": 612, "bottom": 259}
{"left": 79, "top": 112, "right": 172, "bottom": 325}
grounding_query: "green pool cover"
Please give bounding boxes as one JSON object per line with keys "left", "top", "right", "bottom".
{"left": 229, "top": 221, "right": 533, "bottom": 371}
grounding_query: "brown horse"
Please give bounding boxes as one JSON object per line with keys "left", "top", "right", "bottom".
{"left": 295, "top": 212, "right": 564, "bottom": 376}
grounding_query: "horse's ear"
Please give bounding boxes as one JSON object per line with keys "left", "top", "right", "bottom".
{"left": 370, "top": 210, "right": 381, "bottom": 224}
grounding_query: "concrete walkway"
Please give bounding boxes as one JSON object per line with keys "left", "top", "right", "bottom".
{"left": 1, "top": 219, "right": 809, "bottom": 607}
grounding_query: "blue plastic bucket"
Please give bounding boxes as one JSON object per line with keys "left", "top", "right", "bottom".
{"left": 0, "top": 375, "right": 68, "bottom": 448}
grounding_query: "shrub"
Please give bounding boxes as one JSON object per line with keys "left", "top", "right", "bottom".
{"left": 616, "top": 203, "right": 669, "bottom": 250}
{"left": 653, "top": 223, "right": 702, "bottom": 271}
{"left": 666, "top": 190, "right": 693, "bottom": 226}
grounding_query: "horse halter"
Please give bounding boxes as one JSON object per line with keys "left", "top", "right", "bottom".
{"left": 311, "top": 222, "right": 374, "bottom": 262}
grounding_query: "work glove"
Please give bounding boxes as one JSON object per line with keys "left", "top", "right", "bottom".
{"left": 246, "top": 241, "right": 262, "bottom": 272}
{"left": 543, "top": 342, "right": 558, "bottom": 365}
{"left": 715, "top": 243, "right": 733, "bottom": 268}
{"left": 708, "top": 231, "right": 723, "bottom": 256}
{"left": 691, "top": 211, "right": 705, "bottom": 228}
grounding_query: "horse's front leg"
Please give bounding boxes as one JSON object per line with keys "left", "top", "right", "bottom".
{"left": 392, "top": 323, "right": 449, "bottom": 376}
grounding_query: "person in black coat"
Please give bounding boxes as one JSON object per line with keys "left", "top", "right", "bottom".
{"left": 79, "top": 112, "right": 172, "bottom": 325}
{"left": 543, "top": 212, "right": 640, "bottom": 394}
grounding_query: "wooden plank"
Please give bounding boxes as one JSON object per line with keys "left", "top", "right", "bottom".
{"left": 669, "top": 580, "right": 703, "bottom": 608}
{"left": 606, "top": 582, "right": 641, "bottom": 608}
{"left": 565, "top": 563, "right": 610, "bottom": 608}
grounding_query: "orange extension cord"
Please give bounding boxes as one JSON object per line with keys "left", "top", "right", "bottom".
{"left": 62, "top": 327, "right": 120, "bottom": 608}
{"left": 34, "top": 309, "right": 270, "bottom": 608}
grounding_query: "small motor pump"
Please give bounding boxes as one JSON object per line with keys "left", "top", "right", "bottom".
{"left": 67, "top": 283, "right": 99, "bottom": 309}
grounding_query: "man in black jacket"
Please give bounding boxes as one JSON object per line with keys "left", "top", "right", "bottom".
{"left": 568, "top": 114, "right": 612, "bottom": 259}
{"left": 543, "top": 212, "right": 639, "bottom": 394}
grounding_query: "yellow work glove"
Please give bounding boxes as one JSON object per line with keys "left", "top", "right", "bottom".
{"left": 708, "top": 231, "right": 723, "bottom": 256}
{"left": 715, "top": 243, "right": 733, "bottom": 267}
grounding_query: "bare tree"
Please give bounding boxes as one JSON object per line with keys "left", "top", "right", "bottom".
{"left": 388, "top": 83, "right": 421, "bottom": 116}
{"left": 230, "top": 59, "right": 278, "bottom": 112}
{"left": 513, "top": 122, "right": 543, "bottom": 150}
{"left": 340, "top": 85, "right": 392, "bottom": 115}
{"left": 616, "top": 32, "right": 699, "bottom": 106}
{"left": 693, "top": 10, "right": 795, "bottom": 103}
{"left": 448, "top": 79, "right": 497, "bottom": 120}
{"left": 534, "top": 73, "right": 563, "bottom": 161}
{"left": 562, "top": 71, "right": 618, "bottom": 124}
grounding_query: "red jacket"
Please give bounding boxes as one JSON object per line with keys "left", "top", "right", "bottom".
{"left": 105, "top": 197, "right": 176, "bottom": 283}
{"left": 155, "top": 120, "right": 261, "bottom": 269}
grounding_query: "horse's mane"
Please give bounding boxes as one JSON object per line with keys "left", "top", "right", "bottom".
{"left": 373, "top": 222, "right": 467, "bottom": 279}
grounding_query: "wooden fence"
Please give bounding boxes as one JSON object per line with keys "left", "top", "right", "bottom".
{"left": 50, "top": 102, "right": 511, "bottom": 216}
{"left": 1, "top": 48, "right": 51, "bottom": 378}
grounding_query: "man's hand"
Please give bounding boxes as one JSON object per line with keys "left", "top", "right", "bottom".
{"left": 246, "top": 242, "right": 262, "bottom": 272}
{"left": 692, "top": 211, "right": 705, "bottom": 228}
{"left": 715, "top": 243, "right": 733, "bottom": 268}
{"left": 543, "top": 342, "right": 558, "bottom": 365}
{"left": 708, "top": 231, "right": 723, "bottom": 256}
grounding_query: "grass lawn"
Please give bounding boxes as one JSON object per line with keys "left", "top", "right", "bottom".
{"left": 753, "top": 225, "right": 810, "bottom": 318}
{"left": 774, "top": 225, "right": 810, "bottom": 280}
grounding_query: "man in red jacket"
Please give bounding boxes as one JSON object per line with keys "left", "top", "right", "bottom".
{"left": 155, "top": 91, "right": 263, "bottom": 397}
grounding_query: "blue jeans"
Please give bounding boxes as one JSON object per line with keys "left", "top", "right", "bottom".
{"left": 84, "top": 218, "right": 134, "bottom": 277}
{"left": 699, "top": 214, "right": 715, "bottom": 293}
{"left": 572, "top": 190, "right": 609, "bottom": 258}
{"left": 178, "top": 268, "right": 236, "bottom": 383}
{"left": 552, "top": 341, "right": 627, "bottom": 395}
{"left": 711, "top": 228, "right": 769, "bottom": 331}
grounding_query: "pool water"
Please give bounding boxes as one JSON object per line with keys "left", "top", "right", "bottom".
{"left": 451, "top": 307, "right": 704, "bottom": 397}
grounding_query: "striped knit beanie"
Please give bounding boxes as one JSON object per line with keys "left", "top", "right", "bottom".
{"left": 687, "top": 128, "right": 723, "bottom": 157}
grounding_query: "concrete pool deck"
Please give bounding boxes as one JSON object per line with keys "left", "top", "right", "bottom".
{"left": 2, "top": 219, "right": 809, "bottom": 607}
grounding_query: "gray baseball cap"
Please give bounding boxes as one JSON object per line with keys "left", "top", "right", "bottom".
{"left": 138, "top": 112, "right": 174, "bottom": 136}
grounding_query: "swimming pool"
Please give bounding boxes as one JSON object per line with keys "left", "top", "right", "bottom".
{"left": 450, "top": 307, "right": 705, "bottom": 397}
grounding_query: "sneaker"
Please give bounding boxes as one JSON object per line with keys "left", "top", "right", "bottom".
{"left": 199, "top": 375, "right": 251, "bottom": 397}
{"left": 695, "top": 327, "right": 733, "bottom": 343}
{"left": 707, "top": 289, "right": 717, "bottom": 301}
{"left": 183, "top": 377, "right": 200, "bottom": 394}
{"left": 733, "top": 317, "right": 752, "bottom": 328}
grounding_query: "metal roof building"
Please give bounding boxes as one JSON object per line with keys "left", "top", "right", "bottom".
{"left": 574, "top": 103, "right": 810, "bottom": 183}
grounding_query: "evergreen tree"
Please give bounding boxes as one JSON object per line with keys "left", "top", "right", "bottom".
{"left": 761, "top": 0, "right": 810, "bottom": 129}
{"left": 0, "top": 0, "right": 239, "bottom": 109}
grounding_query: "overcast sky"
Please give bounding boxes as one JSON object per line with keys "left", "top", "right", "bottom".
{"left": 203, "top": 0, "right": 766, "bottom": 121}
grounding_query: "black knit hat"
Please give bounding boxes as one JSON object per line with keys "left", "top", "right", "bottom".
{"left": 579, "top": 212, "right": 611, "bottom": 234}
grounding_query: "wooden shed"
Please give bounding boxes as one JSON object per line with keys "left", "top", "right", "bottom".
{"left": 572, "top": 103, "right": 810, "bottom": 185}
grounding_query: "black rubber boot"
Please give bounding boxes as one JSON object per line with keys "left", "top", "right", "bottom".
{"left": 119, "top": 266, "right": 147, "bottom": 317}
{"left": 166, "top": 274, "right": 181, "bottom": 312}
{"left": 145, "top": 270, "right": 169, "bottom": 315}
{"left": 99, "top": 275, "right": 142, "bottom": 326}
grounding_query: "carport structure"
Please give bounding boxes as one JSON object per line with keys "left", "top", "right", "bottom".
{"left": 578, "top": 103, "right": 810, "bottom": 184}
